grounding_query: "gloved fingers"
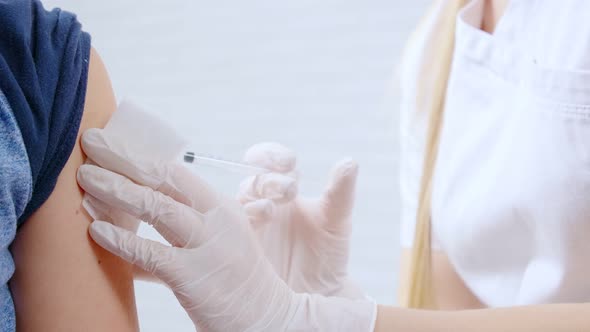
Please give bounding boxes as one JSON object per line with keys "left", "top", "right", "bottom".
{"left": 89, "top": 220, "right": 172, "bottom": 275}
{"left": 81, "top": 127, "right": 151, "bottom": 183}
{"left": 83, "top": 195, "right": 160, "bottom": 282}
{"left": 238, "top": 173, "right": 298, "bottom": 205}
{"left": 243, "top": 142, "right": 297, "bottom": 173}
{"left": 321, "top": 158, "right": 358, "bottom": 234}
{"left": 243, "top": 199, "right": 275, "bottom": 228}
{"left": 82, "top": 128, "right": 220, "bottom": 213}
{"left": 83, "top": 194, "right": 141, "bottom": 233}
{"left": 78, "top": 164, "right": 205, "bottom": 248}
{"left": 157, "top": 163, "right": 221, "bottom": 213}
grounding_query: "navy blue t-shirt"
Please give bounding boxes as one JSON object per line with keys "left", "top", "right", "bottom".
{"left": 0, "top": 0, "right": 91, "bottom": 224}
{"left": 0, "top": 2, "right": 90, "bottom": 329}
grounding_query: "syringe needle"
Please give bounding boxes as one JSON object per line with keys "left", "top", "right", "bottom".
{"left": 183, "top": 151, "right": 270, "bottom": 176}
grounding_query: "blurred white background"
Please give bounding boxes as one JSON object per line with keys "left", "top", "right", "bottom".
{"left": 44, "top": 1, "right": 429, "bottom": 330}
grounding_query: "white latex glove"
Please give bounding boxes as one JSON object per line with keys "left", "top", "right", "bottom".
{"left": 239, "top": 143, "right": 364, "bottom": 299}
{"left": 82, "top": 194, "right": 156, "bottom": 281}
{"left": 81, "top": 125, "right": 364, "bottom": 297}
{"left": 77, "top": 163, "right": 376, "bottom": 331}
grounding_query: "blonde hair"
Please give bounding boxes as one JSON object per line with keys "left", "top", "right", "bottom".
{"left": 401, "top": 0, "right": 467, "bottom": 309}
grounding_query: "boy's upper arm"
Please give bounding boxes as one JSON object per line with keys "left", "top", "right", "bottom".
{"left": 9, "top": 48, "right": 139, "bottom": 331}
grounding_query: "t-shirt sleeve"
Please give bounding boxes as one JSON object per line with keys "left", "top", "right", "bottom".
{"left": 0, "top": 0, "right": 91, "bottom": 224}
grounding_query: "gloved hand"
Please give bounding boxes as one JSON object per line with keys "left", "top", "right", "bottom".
{"left": 81, "top": 125, "right": 364, "bottom": 297}
{"left": 82, "top": 193, "right": 156, "bottom": 281}
{"left": 239, "top": 143, "right": 364, "bottom": 298}
{"left": 77, "top": 160, "right": 376, "bottom": 331}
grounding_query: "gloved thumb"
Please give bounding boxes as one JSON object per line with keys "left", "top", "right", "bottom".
{"left": 89, "top": 221, "right": 170, "bottom": 276}
{"left": 321, "top": 158, "right": 358, "bottom": 234}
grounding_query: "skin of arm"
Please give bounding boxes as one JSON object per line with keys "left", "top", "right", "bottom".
{"left": 393, "top": 250, "right": 589, "bottom": 330}
{"left": 9, "top": 48, "right": 139, "bottom": 331}
{"left": 374, "top": 303, "right": 590, "bottom": 332}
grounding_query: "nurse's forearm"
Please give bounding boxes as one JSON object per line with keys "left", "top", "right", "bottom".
{"left": 374, "top": 303, "right": 590, "bottom": 331}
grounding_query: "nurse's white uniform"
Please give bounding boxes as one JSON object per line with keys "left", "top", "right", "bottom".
{"left": 400, "top": 0, "right": 590, "bottom": 307}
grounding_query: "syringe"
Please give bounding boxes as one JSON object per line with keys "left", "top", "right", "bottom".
{"left": 183, "top": 151, "right": 271, "bottom": 176}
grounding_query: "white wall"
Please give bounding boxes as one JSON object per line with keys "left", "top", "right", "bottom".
{"left": 43, "top": 1, "right": 430, "bottom": 330}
